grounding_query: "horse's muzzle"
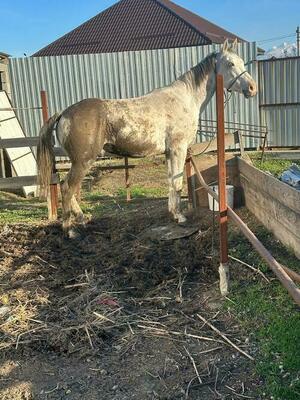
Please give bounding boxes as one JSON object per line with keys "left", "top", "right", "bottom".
{"left": 243, "top": 82, "right": 257, "bottom": 98}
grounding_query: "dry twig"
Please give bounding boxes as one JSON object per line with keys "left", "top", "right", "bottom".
{"left": 138, "top": 324, "right": 224, "bottom": 344}
{"left": 184, "top": 346, "right": 202, "bottom": 384}
{"left": 196, "top": 314, "right": 254, "bottom": 361}
{"left": 229, "top": 255, "right": 270, "bottom": 283}
{"left": 85, "top": 325, "right": 94, "bottom": 349}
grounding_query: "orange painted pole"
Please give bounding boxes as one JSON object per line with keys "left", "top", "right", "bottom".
{"left": 41, "top": 90, "right": 58, "bottom": 220}
{"left": 216, "top": 74, "right": 229, "bottom": 295}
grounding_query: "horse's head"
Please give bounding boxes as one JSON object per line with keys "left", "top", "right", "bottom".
{"left": 216, "top": 39, "right": 257, "bottom": 98}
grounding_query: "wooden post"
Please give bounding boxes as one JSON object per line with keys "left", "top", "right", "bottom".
{"left": 237, "top": 130, "right": 245, "bottom": 158}
{"left": 124, "top": 156, "right": 131, "bottom": 201}
{"left": 0, "top": 148, "right": 5, "bottom": 179}
{"left": 41, "top": 90, "right": 58, "bottom": 220}
{"left": 216, "top": 74, "right": 229, "bottom": 295}
{"left": 260, "top": 127, "right": 268, "bottom": 164}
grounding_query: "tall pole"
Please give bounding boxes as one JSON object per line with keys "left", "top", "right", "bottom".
{"left": 297, "top": 26, "right": 300, "bottom": 57}
{"left": 41, "top": 90, "right": 58, "bottom": 221}
{"left": 124, "top": 156, "right": 131, "bottom": 201}
{"left": 216, "top": 74, "right": 229, "bottom": 296}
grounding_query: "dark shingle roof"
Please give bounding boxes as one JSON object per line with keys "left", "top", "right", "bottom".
{"left": 33, "top": 0, "right": 245, "bottom": 57}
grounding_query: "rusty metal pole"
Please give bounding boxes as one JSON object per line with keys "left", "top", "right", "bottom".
{"left": 41, "top": 90, "right": 58, "bottom": 220}
{"left": 216, "top": 74, "right": 229, "bottom": 295}
{"left": 124, "top": 156, "right": 131, "bottom": 201}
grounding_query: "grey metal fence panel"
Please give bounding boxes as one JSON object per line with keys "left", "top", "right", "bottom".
{"left": 9, "top": 43, "right": 259, "bottom": 147}
{"left": 259, "top": 57, "right": 300, "bottom": 146}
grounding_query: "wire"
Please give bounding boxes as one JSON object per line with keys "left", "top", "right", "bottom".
{"left": 257, "top": 33, "right": 295, "bottom": 44}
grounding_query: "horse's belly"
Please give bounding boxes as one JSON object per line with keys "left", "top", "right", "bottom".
{"left": 110, "top": 123, "right": 165, "bottom": 156}
{"left": 115, "top": 135, "right": 165, "bottom": 156}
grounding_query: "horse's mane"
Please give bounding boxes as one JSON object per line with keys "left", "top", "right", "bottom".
{"left": 177, "top": 52, "right": 217, "bottom": 90}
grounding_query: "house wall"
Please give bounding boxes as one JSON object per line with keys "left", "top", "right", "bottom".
{"left": 0, "top": 55, "right": 11, "bottom": 97}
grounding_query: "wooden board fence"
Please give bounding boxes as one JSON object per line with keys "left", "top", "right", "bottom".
{"left": 187, "top": 73, "right": 300, "bottom": 306}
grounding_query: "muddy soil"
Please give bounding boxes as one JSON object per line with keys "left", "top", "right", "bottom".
{"left": 0, "top": 200, "right": 260, "bottom": 399}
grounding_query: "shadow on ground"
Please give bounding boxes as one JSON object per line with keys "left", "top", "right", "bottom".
{"left": 0, "top": 200, "right": 259, "bottom": 399}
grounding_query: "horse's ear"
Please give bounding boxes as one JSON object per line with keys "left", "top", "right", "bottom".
{"left": 222, "top": 39, "right": 229, "bottom": 52}
{"left": 231, "top": 38, "right": 238, "bottom": 51}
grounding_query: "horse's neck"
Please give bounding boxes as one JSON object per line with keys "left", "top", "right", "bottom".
{"left": 175, "top": 54, "right": 217, "bottom": 111}
{"left": 198, "top": 73, "right": 216, "bottom": 113}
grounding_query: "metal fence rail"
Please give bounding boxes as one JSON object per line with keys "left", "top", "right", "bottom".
{"left": 8, "top": 43, "right": 260, "bottom": 147}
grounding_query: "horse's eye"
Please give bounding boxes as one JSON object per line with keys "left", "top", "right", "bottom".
{"left": 229, "top": 62, "right": 234, "bottom": 67}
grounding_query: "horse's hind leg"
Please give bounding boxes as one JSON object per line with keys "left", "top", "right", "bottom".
{"left": 61, "top": 161, "right": 90, "bottom": 236}
{"left": 166, "top": 145, "right": 187, "bottom": 223}
{"left": 71, "top": 195, "right": 85, "bottom": 223}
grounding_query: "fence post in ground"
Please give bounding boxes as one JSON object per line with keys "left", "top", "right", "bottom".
{"left": 260, "top": 127, "right": 268, "bottom": 164}
{"left": 216, "top": 74, "right": 229, "bottom": 295}
{"left": 41, "top": 90, "right": 58, "bottom": 220}
{"left": 124, "top": 156, "right": 131, "bottom": 201}
{"left": 0, "top": 149, "right": 6, "bottom": 179}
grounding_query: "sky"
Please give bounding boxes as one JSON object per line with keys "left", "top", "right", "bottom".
{"left": 1, "top": 0, "right": 299, "bottom": 57}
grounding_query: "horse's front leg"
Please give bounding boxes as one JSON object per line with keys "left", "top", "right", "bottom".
{"left": 166, "top": 146, "right": 187, "bottom": 223}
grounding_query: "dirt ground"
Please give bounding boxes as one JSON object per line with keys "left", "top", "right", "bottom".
{"left": 0, "top": 198, "right": 262, "bottom": 400}
{"left": 0, "top": 159, "right": 265, "bottom": 400}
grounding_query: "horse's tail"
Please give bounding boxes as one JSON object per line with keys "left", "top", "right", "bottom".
{"left": 37, "top": 112, "right": 61, "bottom": 198}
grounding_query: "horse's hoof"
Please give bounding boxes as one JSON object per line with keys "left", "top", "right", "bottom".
{"left": 68, "top": 228, "right": 81, "bottom": 240}
{"left": 75, "top": 214, "right": 90, "bottom": 225}
{"left": 177, "top": 214, "right": 187, "bottom": 224}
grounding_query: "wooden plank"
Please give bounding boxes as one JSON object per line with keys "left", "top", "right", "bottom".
{"left": 53, "top": 147, "right": 67, "bottom": 157}
{"left": 238, "top": 157, "right": 300, "bottom": 214}
{"left": 228, "top": 206, "right": 300, "bottom": 306}
{"left": 56, "top": 162, "right": 136, "bottom": 171}
{"left": 241, "top": 176, "right": 300, "bottom": 259}
{"left": 263, "top": 150, "right": 300, "bottom": 160}
{"left": 189, "top": 132, "right": 239, "bottom": 156}
{"left": 191, "top": 156, "right": 300, "bottom": 306}
{"left": 0, "top": 138, "right": 68, "bottom": 162}
{"left": 0, "top": 137, "right": 39, "bottom": 148}
{"left": 0, "top": 174, "right": 59, "bottom": 189}
{"left": 241, "top": 176, "right": 300, "bottom": 237}
{"left": 0, "top": 92, "right": 37, "bottom": 196}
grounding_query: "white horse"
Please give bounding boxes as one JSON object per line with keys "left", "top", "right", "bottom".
{"left": 37, "top": 39, "right": 257, "bottom": 234}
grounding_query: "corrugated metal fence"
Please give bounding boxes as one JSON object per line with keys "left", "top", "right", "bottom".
{"left": 8, "top": 42, "right": 259, "bottom": 146}
{"left": 259, "top": 57, "right": 300, "bottom": 146}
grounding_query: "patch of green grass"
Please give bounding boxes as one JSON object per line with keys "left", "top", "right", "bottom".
{"left": 82, "top": 190, "right": 107, "bottom": 202}
{"left": 252, "top": 158, "right": 300, "bottom": 178}
{"left": 0, "top": 184, "right": 167, "bottom": 224}
{"left": 117, "top": 185, "right": 166, "bottom": 198}
{"left": 0, "top": 192, "right": 47, "bottom": 223}
{"left": 227, "top": 221, "right": 300, "bottom": 399}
